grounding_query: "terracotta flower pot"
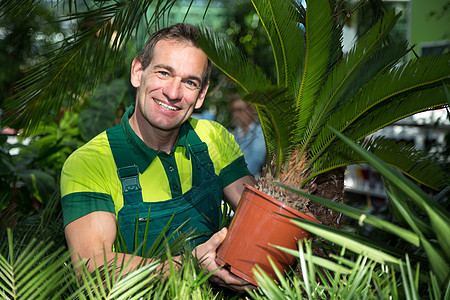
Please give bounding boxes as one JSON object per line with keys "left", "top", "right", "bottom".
{"left": 216, "top": 183, "right": 320, "bottom": 286}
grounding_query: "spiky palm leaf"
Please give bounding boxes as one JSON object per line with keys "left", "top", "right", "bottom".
{"left": 249, "top": 241, "right": 447, "bottom": 300}
{"left": 196, "top": 0, "right": 450, "bottom": 190}
{"left": 0, "top": 0, "right": 192, "bottom": 133}
{"left": 0, "top": 229, "right": 75, "bottom": 300}
{"left": 0, "top": 227, "right": 221, "bottom": 299}
{"left": 311, "top": 135, "right": 448, "bottom": 189}
{"left": 275, "top": 127, "right": 450, "bottom": 286}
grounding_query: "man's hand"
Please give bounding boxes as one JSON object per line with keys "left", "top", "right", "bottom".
{"left": 193, "top": 227, "right": 256, "bottom": 292}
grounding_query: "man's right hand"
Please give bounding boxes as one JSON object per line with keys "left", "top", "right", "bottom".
{"left": 192, "top": 227, "right": 257, "bottom": 293}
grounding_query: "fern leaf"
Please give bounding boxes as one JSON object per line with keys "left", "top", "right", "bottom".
{"left": 298, "top": 10, "right": 403, "bottom": 156}
{"left": 310, "top": 53, "right": 450, "bottom": 162}
{"left": 196, "top": 26, "right": 271, "bottom": 93}
{"left": 251, "top": 0, "right": 305, "bottom": 93}
{"left": 294, "top": 0, "right": 333, "bottom": 142}
{"left": 311, "top": 136, "right": 448, "bottom": 190}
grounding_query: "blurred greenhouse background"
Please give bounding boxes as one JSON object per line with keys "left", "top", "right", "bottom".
{"left": 0, "top": 0, "right": 448, "bottom": 298}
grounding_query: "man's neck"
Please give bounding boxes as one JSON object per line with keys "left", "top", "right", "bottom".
{"left": 129, "top": 114, "right": 180, "bottom": 154}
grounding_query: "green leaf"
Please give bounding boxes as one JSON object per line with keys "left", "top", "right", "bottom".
{"left": 290, "top": 218, "right": 401, "bottom": 265}
{"left": 3, "top": 0, "right": 181, "bottom": 135}
{"left": 244, "top": 87, "right": 295, "bottom": 175}
{"left": 419, "top": 236, "right": 449, "bottom": 287}
{"left": 329, "top": 127, "right": 450, "bottom": 259}
{"left": 275, "top": 181, "right": 420, "bottom": 246}
{"left": 294, "top": 0, "right": 333, "bottom": 143}
{"left": 384, "top": 179, "right": 433, "bottom": 236}
{"left": 272, "top": 244, "right": 352, "bottom": 274}
{"left": 300, "top": 9, "right": 403, "bottom": 161}
{"left": 197, "top": 26, "right": 271, "bottom": 94}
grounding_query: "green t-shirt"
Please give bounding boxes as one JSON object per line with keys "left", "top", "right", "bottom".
{"left": 60, "top": 106, "right": 250, "bottom": 227}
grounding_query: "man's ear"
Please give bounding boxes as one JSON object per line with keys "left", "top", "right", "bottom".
{"left": 194, "top": 81, "right": 210, "bottom": 110}
{"left": 131, "top": 57, "right": 143, "bottom": 88}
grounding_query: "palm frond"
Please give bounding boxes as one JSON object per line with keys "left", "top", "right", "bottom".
{"left": 0, "top": 0, "right": 45, "bottom": 19}
{"left": 4, "top": 0, "right": 180, "bottom": 134}
{"left": 344, "top": 86, "right": 447, "bottom": 142}
{"left": 310, "top": 136, "right": 448, "bottom": 190}
{"left": 254, "top": 106, "right": 277, "bottom": 159}
{"left": 196, "top": 26, "right": 271, "bottom": 93}
{"left": 251, "top": 0, "right": 305, "bottom": 92}
{"left": 78, "top": 255, "right": 161, "bottom": 299}
{"left": 298, "top": 10, "right": 403, "bottom": 155}
{"left": 334, "top": 39, "right": 410, "bottom": 114}
{"left": 310, "top": 53, "right": 450, "bottom": 162}
{"left": 293, "top": 0, "right": 333, "bottom": 143}
{"left": 0, "top": 229, "right": 74, "bottom": 300}
{"left": 0, "top": 193, "right": 65, "bottom": 259}
{"left": 244, "top": 87, "right": 295, "bottom": 174}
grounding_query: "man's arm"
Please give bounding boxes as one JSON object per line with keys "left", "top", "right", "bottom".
{"left": 65, "top": 211, "right": 169, "bottom": 275}
{"left": 223, "top": 175, "right": 257, "bottom": 210}
{"left": 65, "top": 210, "right": 254, "bottom": 292}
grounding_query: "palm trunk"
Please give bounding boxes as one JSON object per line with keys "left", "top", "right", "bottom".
{"left": 256, "top": 149, "right": 345, "bottom": 228}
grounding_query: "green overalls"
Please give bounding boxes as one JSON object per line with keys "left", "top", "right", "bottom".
{"left": 106, "top": 122, "right": 223, "bottom": 254}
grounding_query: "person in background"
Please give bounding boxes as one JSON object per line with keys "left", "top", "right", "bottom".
{"left": 229, "top": 94, "right": 266, "bottom": 180}
{"left": 60, "top": 23, "right": 256, "bottom": 292}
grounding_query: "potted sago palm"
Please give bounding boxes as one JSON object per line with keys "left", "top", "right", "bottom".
{"left": 196, "top": 0, "right": 450, "bottom": 285}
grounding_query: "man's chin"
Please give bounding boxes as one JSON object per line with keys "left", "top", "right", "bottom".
{"left": 150, "top": 121, "right": 183, "bottom": 132}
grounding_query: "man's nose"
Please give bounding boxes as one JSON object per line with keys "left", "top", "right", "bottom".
{"left": 163, "top": 76, "right": 183, "bottom": 100}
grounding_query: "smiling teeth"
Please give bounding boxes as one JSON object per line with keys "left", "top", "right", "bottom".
{"left": 155, "top": 100, "right": 178, "bottom": 111}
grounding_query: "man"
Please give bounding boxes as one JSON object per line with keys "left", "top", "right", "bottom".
{"left": 230, "top": 94, "right": 266, "bottom": 179}
{"left": 61, "top": 23, "right": 256, "bottom": 292}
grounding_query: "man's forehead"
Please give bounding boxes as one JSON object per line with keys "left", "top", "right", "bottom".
{"left": 155, "top": 38, "right": 196, "bottom": 50}
{"left": 149, "top": 39, "right": 208, "bottom": 80}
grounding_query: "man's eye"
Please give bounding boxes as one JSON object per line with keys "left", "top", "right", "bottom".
{"left": 185, "top": 80, "right": 199, "bottom": 88}
{"left": 159, "top": 71, "right": 169, "bottom": 76}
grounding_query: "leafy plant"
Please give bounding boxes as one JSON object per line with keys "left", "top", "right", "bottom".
{"left": 0, "top": 226, "right": 206, "bottom": 300}
{"left": 0, "top": 109, "right": 84, "bottom": 219}
{"left": 248, "top": 241, "right": 449, "bottom": 300}
{"left": 0, "top": 205, "right": 233, "bottom": 300}
{"left": 274, "top": 128, "right": 449, "bottom": 293}
{"left": 196, "top": 0, "right": 449, "bottom": 214}
{"left": 0, "top": 0, "right": 200, "bottom": 133}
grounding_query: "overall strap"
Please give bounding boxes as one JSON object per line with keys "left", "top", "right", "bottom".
{"left": 185, "top": 122, "right": 214, "bottom": 186}
{"left": 106, "top": 125, "right": 143, "bottom": 205}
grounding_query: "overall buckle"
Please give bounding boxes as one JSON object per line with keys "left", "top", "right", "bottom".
{"left": 117, "top": 165, "right": 141, "bottom": 193}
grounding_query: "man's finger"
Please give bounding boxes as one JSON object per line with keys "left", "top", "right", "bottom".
{"left": 213, "top": 266, "right": 249, "bottom": 286}
{"left": 208, "top": 227, "right": 228, "bottom": 248}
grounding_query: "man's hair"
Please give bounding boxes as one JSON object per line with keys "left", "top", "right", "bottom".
{"left": 137, "top": 23, "right": 211, "bottom": 90}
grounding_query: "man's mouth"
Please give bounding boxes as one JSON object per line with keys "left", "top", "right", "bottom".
{"left": 154, "top": 99, "right": 179, "bottom": 111}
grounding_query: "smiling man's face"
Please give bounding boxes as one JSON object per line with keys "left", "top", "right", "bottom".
{"left": 131, "top": 38, "right": 209, "bottom": 133}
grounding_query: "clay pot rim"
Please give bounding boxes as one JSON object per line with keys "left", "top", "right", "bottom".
{"left": 243, "top": 183, "right": 320, "bottom": 224}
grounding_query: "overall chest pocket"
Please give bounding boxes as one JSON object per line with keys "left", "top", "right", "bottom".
{"left": 117, "top": 185, "right": 223, "bottom": 255}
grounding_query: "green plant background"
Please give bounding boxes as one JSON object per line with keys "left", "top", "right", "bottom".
{"left": 0, "top": 0, "right": 449, "bottom": 299}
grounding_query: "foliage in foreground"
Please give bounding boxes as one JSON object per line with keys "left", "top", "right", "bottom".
{"left": 250, "top": 242, "right": 449, "bottom": 300}
{"left": 2, "top": 223, "right": 447, "bottom": 300}
{"left": 1, "top": 139, "right": 449, "bottom": 300}
{"left": 273, "top": 128, "right": 449, "bottom": 297}
{"left": 0, "top": 227, "right": 227, "bottom": 300}
{"left": 1, "top": 125, "right": 448, "bottom": 300}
